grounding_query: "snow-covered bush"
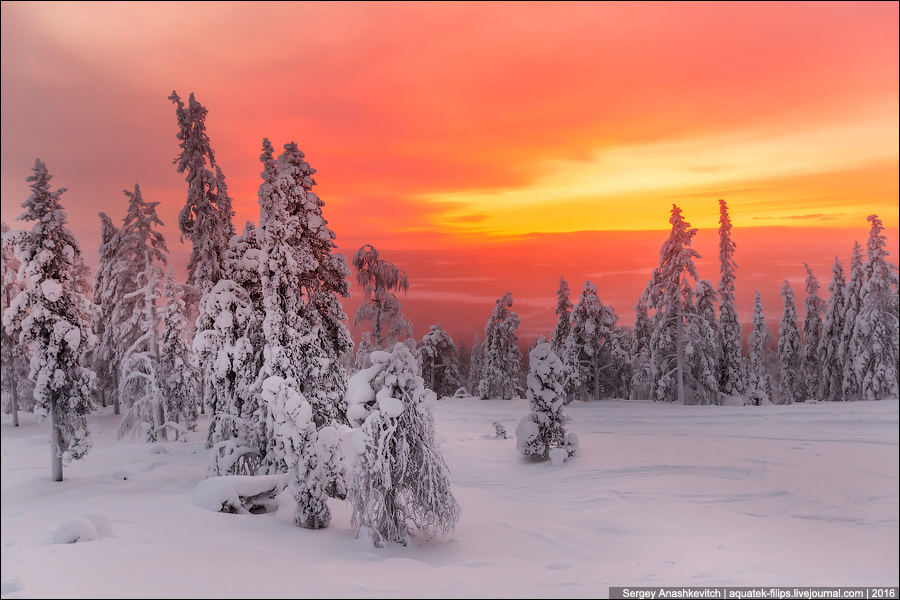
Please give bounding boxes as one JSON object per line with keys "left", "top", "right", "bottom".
{"left": 346, "top": 343, "right": 460, "bottom": 547}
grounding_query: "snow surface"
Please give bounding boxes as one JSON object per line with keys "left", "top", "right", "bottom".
{"left": 1, "top": 397, "right": 898, "bottom": 597}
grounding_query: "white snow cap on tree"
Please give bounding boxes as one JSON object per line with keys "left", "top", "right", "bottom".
{"left": 516, "top": 337, "right": 578, "bottom": 462}
{"left": 777, "top": 281, "right": 801, "bottom": 405}
{"left": 478, "top": 292, "right": 522, "bottom": 400}
{"left": 418, "top": 323, "right": 460, "bottom": 398}
{"left": 347, "top": 343, "right": 460, "bottom": 547}
{"left": 717, "top": 199, "right": 742, "bottom": 396}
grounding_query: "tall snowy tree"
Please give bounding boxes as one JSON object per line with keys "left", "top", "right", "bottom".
{"left": 551, "top": 276, "right": 573, "bottom": 357}
{"left": 352, "top": 244, "right": 412, "bottom": 350}
{"left": 1, "top": 221, "right": 26, "bottom": 425}
{"left": 818, "top": 257, "right": 847, "bottom": 402}
{"left": 642, "top": 205, "right": 702, "bottom": 404}
{"left": 515, "top": 337, "right": 578, "bottom": 462}
{"left": 115, "top": 185, "right": 170, "bottom": 441}
{"left": 746, "top": 291, "right": 772, "bottom": 405}
{"left": 159, "top": 269, "right": 199, "bottom": 435}
{"left": 848, "top": 215, "right": 899, "bottom": 401}
{"left": 629, "top": 299, "right": 652, "bottom": 400}
{"left": 685, "top": 279, "right": 720, "bottom": 405}
{"left": 3, "top": 159, "right": 95, "bottom": 480}
{"left": 801, "top": 263, "right": 825, "bottom": 402}
{"left": 716, "top": 199, "right": 742, "bottom": 396}
{"left": 91, "top": 212, "right": 121, "bottom": 412}
{"left": 418, "top": 324, "right": 460, "bottom": 398}
{"left": 468, "top": 333, "right": 484, "bottom": 395}
{"left": 169, "top": 91, "right": 232, "bottom": 296}
{"left": 564, "top": 281, "right": 627, "bottom": 401}
{"left": 839, "top": 242, "right": 865, "bottom": 401}
{"left": 346, "top": 343, "right": 461, "bottom": 547}
{"left": 478, "top": 292, "right": 522, "bottom": 400}
{"left": 777, "top": 281, "right": 801, "bottom": 404}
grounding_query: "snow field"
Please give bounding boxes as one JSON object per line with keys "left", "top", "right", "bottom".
{"left": 1, "top": 397, "right": 897, "bottom": 598}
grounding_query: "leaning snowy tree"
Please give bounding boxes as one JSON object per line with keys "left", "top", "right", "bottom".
{"left": 848, "top": 215, "right": 899, "bottom": 401}
{"left": 746, "top": 291, "right": 772, "bottom": 405}
{"left": 800, "top": 263, "right": 825, "bottom": 402}
{"left": 346, "top": 343, "right": 461, "bottom": 547}
{"left": 551, "top": 276, "right": 573, "bottom": 358}
{"left": 818, "top": 257, "right": 846, "bottom": 402}
{"left": 478, "top": 291, "right": 522, "bottom": 400}
{"left": 516, "top": 337, "right": 578, "bottom": 463}
{"left": 777, "top": 281, "right": 801, "bottom": 405}
{"left": 352, "top": 244, "right": 412, "bottom": 350}
{"left": 717, "top": 199, "right": 742, "bottom": 396}
{"left": 418, "top": 324, "right": 460, "bottom": 398}
{"left": 3, "top": 159, "right": 95, "bottom": 481}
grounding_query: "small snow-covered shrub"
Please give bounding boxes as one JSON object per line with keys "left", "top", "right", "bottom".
{"left": 52, "top": 518, "right": 98, "bottom": 544}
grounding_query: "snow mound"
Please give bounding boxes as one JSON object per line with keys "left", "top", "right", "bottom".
{"left": 51, "top": 518, "right": 98, "bottom": 544}
{"left": 720, "top": 394, "right": 746, "bottom": 407}
{"left": 548, "top": 448, "right": 568, "bottom": 467}
{"left": 81, "top": 511, "right": 113, "bottom": 537}
{"left": 192, "top": 474, "right": 290, "bottom": 514}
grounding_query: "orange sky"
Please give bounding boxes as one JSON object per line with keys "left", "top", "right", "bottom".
{"left": 2, "top": 2, "right": 897, "bottom": 345}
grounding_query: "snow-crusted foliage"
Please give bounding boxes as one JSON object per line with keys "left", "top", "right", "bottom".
{"left": 516, "top": 338, "right": 578, "bottom": 462}
{"left": 194, "top": 280, "right": 262, "bottom": 475}
{"left": 777, "top": 281, "right": 801, "bottom": 405}
{"left": 418, "top": 324, "right": 460, "bottom": 398}
{"left": 642, "top": 205, "right": 703, "bottom": 404}
{"left": 818, "top": 257, "right": 846, "bottom": 402}
{"left": 800, "top": 263, "right": 825, "bottom": 402}
{"left": 629, "top": 299, "right": 652, "bottom": 400}
{"left": 456, "top": 339, "right": 471, "bottom": 389}
{"left": 1, "top": 220, "right": 32, "bottom": 422}
{"left": 3, "top": 159, "right": 95, "bottom": 479}
{"left": 717, "top": 199, "right": 742, "bottom": 396}
{"left": 746, "top": 292, "right": 772, "bottom": 405}
{"left": 468, "top": 334, "right": 484, "bottom": 394}
{"left": 347, "top": 344, "right": 460, "bottom": 547}
{"left": 839, "top": 242, "right": 865, "bottom": 401}
{"left": 90, "top": 212, "right": 121, "bottom": 411}
{"left": 684, "top": 280, "right": 720, "bottom": 405}
{"left": 169, "top": 91, "right": 232, "bottom": 296}
{"left": 352, "top": 244, "right": 412, "bottom": 350}
{"left": 355, "top": 333, "right": 375, "bottom": 372}
{"left": 159, "top": 269, "right": 199, "bottom": 435}
{"left": 115, "top": 186, "right": 169, "bottom": 441}
{"left": 478, "top": 292, "right": 522, "bottom": 400}
{"left": 564, "top": 281, "right": 627, "bottom": 401}
{"left": 551, "top": 276, "right": 573, "bottom": 357}
{"left": 848, "top": 215, "right": 899, "bottom": 401}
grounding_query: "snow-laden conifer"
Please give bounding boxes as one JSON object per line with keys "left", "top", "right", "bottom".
{"left": 839, "top": 242, "right": 865, "bottom": 401}
{"left": 629, "top": 299, "right": 652, "bottom": 400}
{"left": 468, "top": 334, "right": 484, "bottom": 394}
{"left": 418, "top": 324, "right": 460, "bottom": 398}
{"left": 777, "top": 281, "right": 801, "bottom": 404}
{"left": 456, "top": 338, "right": 471, "bottom": 391}
{"left": 159, "top": 269, "right": 199, "bottom": 435}
{"left": 717, "top": 199, "right": 742, "bottom": 395}
{"left": 1, "top": 221, "right": 29, "bottom": 425}
{"left": 516, "top": 337, "right": 578, "bottom": 462}
{"left": 564, "top": 281, "right": 627, "bottom": 401}
{"left": 848, "top": 215, "right": 899, "bottom": 400}
{"left": 551, "top": 276, "right": 573, "bottom": 357}
{"left": 801, "top": 263, "right": 825, "bottom": 402}
{"left": 478, "top": 292, "right": 522, "bottom": 400}
{"left": 642, "top": 205, "right": 702, "bottom": 403}
{"left": 3, "top": 159, "right": 96, "bottom": 480}
{"left": 818, "top": 257, "right": 846, "bottom": 401}
{"left": 91, "top": 212, "right": 122, "bottom": 412}
{"left": 746, "top": 292, "right": 772, "bottom": 405}
{"left": 352, "top": 244, "right": 412, "bottom": 350}
{"left": 355, "top": 333, "right": 375, "bottom": 372}
{"left": 685, "top": 280, "right": 720, "bottom": 405}
{"left": 346, "top": 343, "right": 460, "bottom": 547}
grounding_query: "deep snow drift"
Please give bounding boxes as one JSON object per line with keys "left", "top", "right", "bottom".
{"left": 2, "top": 396, "right": 898, "bottom": 598}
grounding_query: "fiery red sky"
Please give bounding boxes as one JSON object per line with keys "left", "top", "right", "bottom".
{"left": 2, "top": 2, "right": 897, "bottom": 345}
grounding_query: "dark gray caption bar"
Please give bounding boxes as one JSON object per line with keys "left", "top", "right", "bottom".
{"left": 609, "top": 588, "right": 899, "bottom": 600}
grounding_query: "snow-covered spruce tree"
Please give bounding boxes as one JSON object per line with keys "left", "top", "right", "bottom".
{"left": 818, "top": 257, "right": 847, "bottom": 401}
{"left": 478, "top": 292, "right": 522, "bottom": 400}
{"left": 115, "top": 185, "right": 170, "bottom": 441}
{"left": 839, "top": 242, "right": 865, "bottom": 401}
{"left": 355, "top": 333, "right": 375, "bottom": 372}
{"left": 418, "top": 324, "right": 460, "bottom": 398}
{"left": 643, "top": 205, "right": 703, "bottom": 404}
{"left": 2, "top": 221, "right": 29, "bottom": 424}
{"left": 717, "top": 199, "right": 742, "bottom": 396}
{"left": 468, "top": 334, "right": 484, "bottom": 395}
{"left": 169, "top": 90, "right": 232, "bottom": 296}
{"left": 456, "top": 338, "right": 471, "bottom": 392}
{"left": 629, "top": 298, "right": 653, "bottom": 400}
{"left": 564, "top": 281, "right": 627, "bottom": 401}
{"left": 801, "top": 263, "right": 825, "bottom": 402}
{"left": 346, "top": 343, "right": 460, "bottom": 547}
{"left": 90, "top": 212, "right": 121, "bottom": 412}
{"left": 516, "top": 337, "right": 578, "bottom": 463}
{"left": 685, "top": 279, "right": 720, "bottom": 405}
{"left": 777, "top": 281, "right": 801, "bottom": 404}
{"left": 746, "top": 291, "right": 772, "bottom": 405}
{"left": 255, "top": 140, "right": 344, "bottom": 527}
{"left": 848, "top": 215, "right": 899, "bottom": 401}
{"left": 159, "top": 269, "right": 199, "bottom": 435}
{"left": 551, "top": 276, "right": 573, "bottom": 357}
{"left": 3, "top": 159, "right": 95, "bottom": 480}
{"left": 352, "top": 244, "right": 412, "bottom": 350}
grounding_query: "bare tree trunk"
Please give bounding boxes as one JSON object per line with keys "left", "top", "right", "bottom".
{"left": 50, "top": 395, "right": 63, "bottom": 482}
